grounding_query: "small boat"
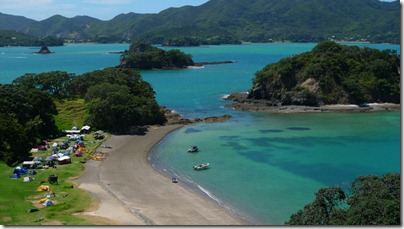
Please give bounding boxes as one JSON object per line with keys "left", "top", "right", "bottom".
{"left": 188, "top": 146, "right": 199, "bottom": 153}
{"left": 193, "top": 163, "right": 209, "bottom": 170}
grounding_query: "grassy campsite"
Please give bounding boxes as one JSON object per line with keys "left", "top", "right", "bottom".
{"left": 0, "top": 99, "right": 112, "bottom": 225}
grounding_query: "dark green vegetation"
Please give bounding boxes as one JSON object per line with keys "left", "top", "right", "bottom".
{"left": 248, "top": 41, "right": 400, "bottom": 105}
{"left": 0, "top": 0, "right": 399, "bottom": 44}
{"left": 0, "top": 68, "right": 165, "bottom": 166}
{"left": 286, "top": 173, "right": 400, "bottom": 225}
{"left": 0, "top": 85, "right": 59, "bottom": 166}
{"left": 0, "top": 30, "right": 63, "bottom": 46}
{"left": 118, "top": 42, "right": 194, "bottom": 69}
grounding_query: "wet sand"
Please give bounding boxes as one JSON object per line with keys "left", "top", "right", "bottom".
{"left": 76, "top": 125, "right": 247, "bottom": 225}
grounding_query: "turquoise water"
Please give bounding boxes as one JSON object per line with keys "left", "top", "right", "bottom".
{"left": 0, "top": 43, "right": 400, "bottom": 225}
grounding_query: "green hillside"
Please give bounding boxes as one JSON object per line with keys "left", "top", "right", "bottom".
{"left": 0, "top": 0, "right": 400, "bottom": 44}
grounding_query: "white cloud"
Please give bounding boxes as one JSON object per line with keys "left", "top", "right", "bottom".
{"left": 0, "top": 0, "right": 53, "bottom": 10}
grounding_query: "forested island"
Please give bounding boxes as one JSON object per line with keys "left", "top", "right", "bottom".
{"left": 117, "top": 42, "right": 194, "bottom": 69}
{"left": 117, "top": 42, "right": 234, "bottom": 70}
{"left": 226, "top": 41, "right": 400, "bottom": 113}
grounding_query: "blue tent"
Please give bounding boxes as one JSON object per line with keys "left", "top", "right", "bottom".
{"left": 10, "top": 173, "right": 20, "bottom": 179}
{"left": 13, "top": 166, "right": 28, "bottom": 175}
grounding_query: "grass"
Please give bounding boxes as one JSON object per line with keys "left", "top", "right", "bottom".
{"left": 53, "top": 99, "right": 89, "bottom": 131}
{"left": 0, "top": 98, "right": 112, "bottom": 225}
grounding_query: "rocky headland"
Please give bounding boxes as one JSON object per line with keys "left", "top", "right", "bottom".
{"left": 225, "top": 41, "right": 400, "bottom": 114}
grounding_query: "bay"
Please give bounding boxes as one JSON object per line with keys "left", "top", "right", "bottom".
{"left": 0, "top": 42, "right": 400, "bottom": 225}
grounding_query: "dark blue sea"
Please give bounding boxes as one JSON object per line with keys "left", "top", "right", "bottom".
{"left": 0, "top": 43, "right": 400, "bottom": 225}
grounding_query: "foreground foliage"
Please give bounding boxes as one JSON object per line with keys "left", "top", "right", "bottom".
{"left": 286, "top": 173, "right": 400, "bottom": 225}
{"left": 249, "top": 41, "right": 400, "bottom": 106}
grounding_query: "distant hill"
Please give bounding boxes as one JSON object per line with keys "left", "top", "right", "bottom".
{"left": 0, "top": 30, "right": 63, "bottom": 46}
{"left": 0, "top": 0, "right": 400, "bottom": 44}
{"left": 0, "top": 13, "right": 36, "bottom": 30}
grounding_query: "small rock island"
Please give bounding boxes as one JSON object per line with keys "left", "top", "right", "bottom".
{"left": 34, "top": 45, "right": 54, "bottom": 54}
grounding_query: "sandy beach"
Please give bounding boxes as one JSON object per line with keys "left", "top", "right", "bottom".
{"left": 76, "top": 124, "right": 247, "bottom": 225}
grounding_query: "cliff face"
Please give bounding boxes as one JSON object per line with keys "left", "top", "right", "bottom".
{"left": 247, "top": 41, "right": 400, "bottom": 106}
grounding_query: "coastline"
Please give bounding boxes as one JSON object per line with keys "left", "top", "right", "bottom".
{"left": 75, "top": 124, "right": 247, "bottom": 225}
{"left": 224, "top": 93, "right": 400, "bottom": 114}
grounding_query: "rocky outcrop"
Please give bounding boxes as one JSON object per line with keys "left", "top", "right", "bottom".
{"left": 163, "top": 107, "right": 232, "bottom": 125}
{"left": 34, "top": 46, "right": 54, "bottom": 54}
{"left": 193, "top": 61, "right": 235, "bottom": 66}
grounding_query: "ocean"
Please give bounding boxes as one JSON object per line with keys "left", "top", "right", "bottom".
{"left": 0, "top": 43, "right": 400, "bottom": 225}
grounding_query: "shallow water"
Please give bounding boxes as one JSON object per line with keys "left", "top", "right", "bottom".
{"left": 1, "top": 42, "right": 400, "bottom": 225}
{"left": 151, "top": 111, "right": 400, "bottom": 224}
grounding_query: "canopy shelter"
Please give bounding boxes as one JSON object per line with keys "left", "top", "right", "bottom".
{"left": 57, "top": 156, "right": 71, "bottom": 165}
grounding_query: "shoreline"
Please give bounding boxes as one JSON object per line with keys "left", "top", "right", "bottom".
{"left": 75, "top": 124, "right": 247, "bottom": 225}
{"left": 224, "top": 93, "right": 400, "bottom": 114}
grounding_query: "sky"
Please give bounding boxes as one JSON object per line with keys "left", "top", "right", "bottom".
{"left": 0, "top": 0, "right": 399, "bottom": 21}
{"left": 0, "top": 0, "right": 210, "bottom": 21}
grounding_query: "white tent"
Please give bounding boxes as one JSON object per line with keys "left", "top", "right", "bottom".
{"left": 81, "top": 125, "right": 91, "bottom": 130}
{"left": 43, "top": 199, "right": 54, "bottom": 207}
{"left": 23, "top": 176, "right": 33, "bottom": 182}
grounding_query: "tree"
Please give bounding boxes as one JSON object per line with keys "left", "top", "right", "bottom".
{"left": 0, "top": 114, "right": 31, "bottom": 166}
{"left": 346, "top": 173, "right": 400, "bottom": 225}
{"left": 12, "top": 71, "right": 75, "bottom": 98}
{"left": 87, "top": 91, "right": 165, "bottom": 133}
{"left": 0, "top": 84, "right": 58, "bottom": 139}
{"left": 78, "top": 68, "right": 166, "bottom": 133}
{"left": 286, "top": 173, "right": 400, "bottom": 225}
